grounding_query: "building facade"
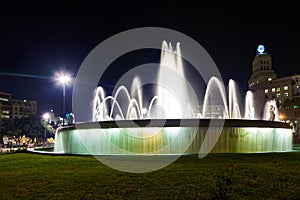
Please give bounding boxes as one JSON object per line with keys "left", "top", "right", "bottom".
{"left": 248, "top": 45, "right": 300, "bottom": 132}
{"left": 11, "top": 99, "right": 37, "bottom": 119}
{"left": 0, "top": 91, "right": 37, "bottom": 132}
{"left": 0, "top": 92, "right": 12, "bottom": 121}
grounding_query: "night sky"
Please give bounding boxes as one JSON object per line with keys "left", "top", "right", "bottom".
{"left": 0, "top": 2, "right": 299, "bottom": 117}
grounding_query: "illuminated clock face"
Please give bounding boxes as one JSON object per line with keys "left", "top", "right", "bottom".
{"left": 257, "top": 45, "right": 265, "bottom": 54}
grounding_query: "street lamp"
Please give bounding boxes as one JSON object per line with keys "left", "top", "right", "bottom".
{"left": 55, "top": 72, "right": 71, "bottom": 120}
{"left": 42, "top": 112, "right": 50, "bottom": 147}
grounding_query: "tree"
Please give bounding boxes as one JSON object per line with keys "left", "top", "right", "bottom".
{"left": 5, "top": 115, "right": 47, "bottom": 141}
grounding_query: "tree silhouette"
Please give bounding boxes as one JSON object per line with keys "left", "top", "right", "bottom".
{"left": 4, "top": 115, "right": 47, "bottom": 141}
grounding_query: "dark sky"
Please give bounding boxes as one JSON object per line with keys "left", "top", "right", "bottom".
{"left": 0, "top": 1, "right": 299, "bottom": 117}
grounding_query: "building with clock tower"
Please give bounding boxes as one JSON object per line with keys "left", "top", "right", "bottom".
{"left": 248, "top": 45, "right": 300, "bottom": 133}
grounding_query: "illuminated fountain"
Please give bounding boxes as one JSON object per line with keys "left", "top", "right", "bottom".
{"left": 54, "top": 41, "right": 293, "bottom": 155}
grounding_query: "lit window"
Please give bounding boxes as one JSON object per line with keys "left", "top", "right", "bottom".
{"left": 284, "top": 92, "right": 289, "bottom": 97}
{"left": 277, "top": 93, "right": 281, "bottom": 97}
{"left": 268, "top": 77, "right": 272, "bottom": 81}
{"left": 276, "top": 87, "right": 281, "bottom": 92}
{"left": 272, "top": 88, "right": 276, "bottom": 92}
{"left": 0, "top": 98, "right": 8, "bottom": 102}
{"left": 264, "top": 89, "right": 269, "bottom": 93}
{"left": 284, "top": 86, "right": 288, "bottom": 90}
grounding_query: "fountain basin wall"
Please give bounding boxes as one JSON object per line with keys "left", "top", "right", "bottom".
{"left": 54, "top": 119, "right": 293, "bottom": 155}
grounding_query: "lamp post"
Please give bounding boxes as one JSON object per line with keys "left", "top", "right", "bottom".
{"left": 62, "top": 82, "right": 66, "bottom": 116}
{"left": 56, "top": 73, "right": 71, "bottom": 123}
{"left": 42, "top": 112, "right": 50, "bottom": 147}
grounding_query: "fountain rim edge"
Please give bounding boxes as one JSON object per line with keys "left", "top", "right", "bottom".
{"left": 57, "top": 119, "right": 292, "bottom": 131}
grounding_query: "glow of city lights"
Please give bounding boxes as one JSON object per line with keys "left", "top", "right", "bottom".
{"left": 279, "top": 114, "right": 283, "bottom": 121}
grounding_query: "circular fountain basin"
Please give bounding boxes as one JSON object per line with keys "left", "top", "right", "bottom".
{"left": 54, "top": 119, "right": 293, "bottom": 155}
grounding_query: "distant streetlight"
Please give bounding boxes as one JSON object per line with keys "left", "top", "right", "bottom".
{"left": 55, "top": 72, "right": 72, "bottom": 119}
{"left": 42, "top": 112, "right": 50, "bottom": 147}
{"left": 279, "top": 114, "right": 284, "bottom": 122}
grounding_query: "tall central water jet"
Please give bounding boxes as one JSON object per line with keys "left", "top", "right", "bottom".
{"left": 156, "top": 41, "right": 192, "bottom": 118}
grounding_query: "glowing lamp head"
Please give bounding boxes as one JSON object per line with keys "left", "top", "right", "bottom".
{"left": 58, "top": 74, "right": 71, "bottom": 85}
{"left": 54, "top": 71, "right": 72, "bottom": 86}
{"left": 43, "top": 112, "right": 50, "bottom": 120}
{"left": 257, "top": 45, "right": 265, "bottom": 54}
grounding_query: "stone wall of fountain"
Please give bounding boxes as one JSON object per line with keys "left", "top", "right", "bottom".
{"left": 54, "top": 119, "right": 292, "bottom": 154}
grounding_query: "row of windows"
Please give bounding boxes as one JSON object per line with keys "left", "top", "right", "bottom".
{"left": 261, "top": 66, "right": 270, "bottom": 70}
{"left": 1, "top": 106, "right": 35, "bottom": 111}
{"left": 266, "top": 92, "right": 289, "bottom": 100}
{"left": 264, "top": 85, "right": 299, "bottom": 92}
{"left": 15, "top": 112, "right": 29, "bottom": 116}
{"left": 264, "top": 86, "right": 289, "bottom": 94}
{"left": 260, "top": 60, "right": 269, "bottom": 64}
{"left": 13, "top": 113, "right": 30, "bottom": 115}
{"left": 276, "top": 92, "right": 289, "bottom": 97}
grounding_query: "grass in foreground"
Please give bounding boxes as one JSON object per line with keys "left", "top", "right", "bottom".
{"left": 1, "top": 151, "right": 300, "bottom": 199}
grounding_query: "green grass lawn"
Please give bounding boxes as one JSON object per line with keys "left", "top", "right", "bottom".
{"left": 1, "top": 151, "right": 300, "bottom": 199}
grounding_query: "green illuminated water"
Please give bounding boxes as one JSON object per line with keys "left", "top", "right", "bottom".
{"left": 54, "top": 124, "right": 292, "bottom": 155}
